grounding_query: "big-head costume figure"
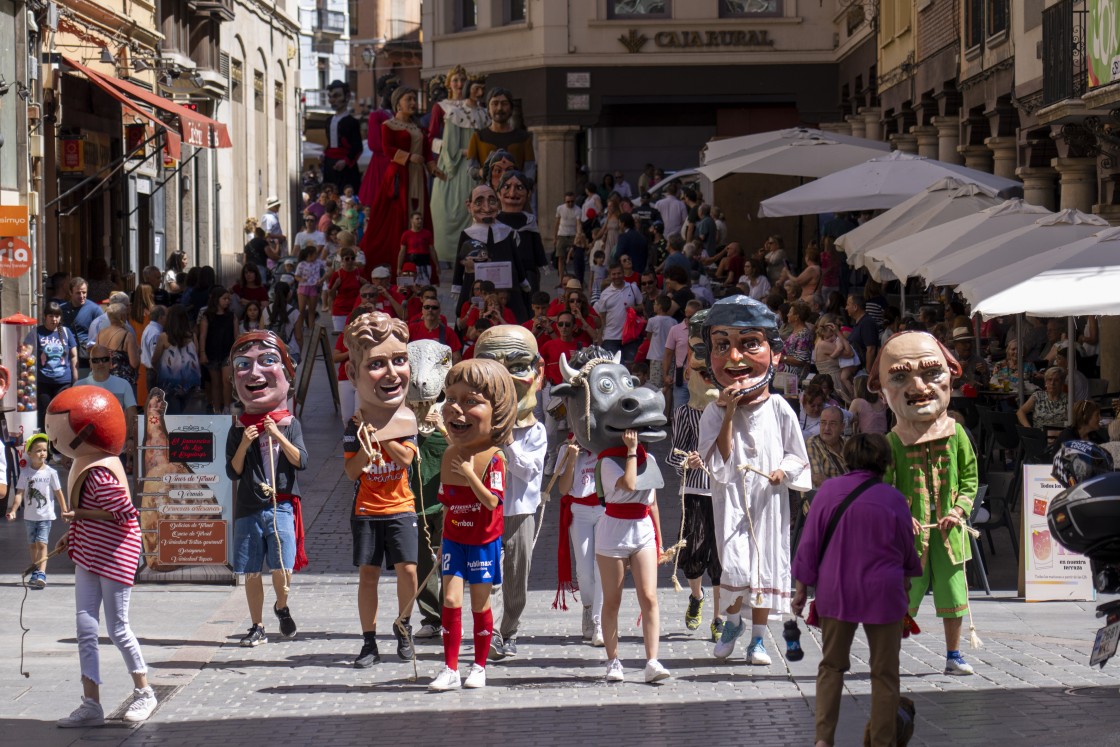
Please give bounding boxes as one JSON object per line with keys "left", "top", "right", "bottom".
{"left": 473, "top": 324, "right": 547, "bottom": 658}
{"left": 342, "top": 312, "right": 422, "bottom": 665}
{"left": 226, "top": 331, "right": 308, "bottom": 647}
{"left": 407, "top": 339, "right": 455, "bottom": 638}
{"left": 322, "top": 80, "right": 363, "bottom": 194}
{"left": 452, "top": 183, "right": 529, "bottom": 321}
{"left": 696, "top": 295, "right": 810, "bottom": 666}
{"left": 870, "top": 331, "right": 979, "bottom": 676}
{"left": 47, "top": 386, "right": 153, "bottom": 720}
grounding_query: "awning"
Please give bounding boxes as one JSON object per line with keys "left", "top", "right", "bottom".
{"left": 63, "top": 57, "right": 232, "bottom": 152}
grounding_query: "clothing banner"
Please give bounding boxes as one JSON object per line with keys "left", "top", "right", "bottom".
{"left": 137, "top": 389, "right": 233, "bottom": 570}
{"left": 1089, "top": 0, "right": 1120, "bottom": 87}
{"left": 1022, "top": 464, "right": 1095, "bottom": 602}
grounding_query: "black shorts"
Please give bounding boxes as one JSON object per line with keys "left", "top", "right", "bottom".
{"left": 351, "top": 513, "right": 419, "bottom": 568}
{"left": 678, "top": 493, "right": 722, "bottom": 585}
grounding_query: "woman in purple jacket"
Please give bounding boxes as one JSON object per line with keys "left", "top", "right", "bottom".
{"left": 791, "top": 433, "right": 922, "bottom": 747}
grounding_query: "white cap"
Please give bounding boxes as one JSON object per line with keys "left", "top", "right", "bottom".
{"left": 371, "top": 265, "right": 391, "bottom": 279}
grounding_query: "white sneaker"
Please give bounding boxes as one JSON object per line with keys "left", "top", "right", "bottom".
{"left": 605, "top": 658, "right": 625, "bottom": 682}
{"left": 644, "top": 659, "right": 671, "bottom": 683}
{"left": 57, "top": 696, "right": 105, "bottom": 728}
{"left": 122, "top": 686, "right": 158, "bottom": 723}
{"left": 713, "top": 619, "right": 745, "bottom": 659}
{"left": 463, "top": 663, "right": 486, "bottom": 689}
{"left": 414, "top": 623, "right": 440, "bottom": 639}
{"left": 581, "top": 606, "right": 593, "bottom": 640}
{"left": 428, "top": 666, "right": 462, "bottom": 691}
{"left": 945, "top": 654, "right": 976, "bottom": 676}
{"left": 746, "top": 636, "right": 772, "bottom": 666}
{"left": 591, "top": 617, "right": 605, "bottom": 647}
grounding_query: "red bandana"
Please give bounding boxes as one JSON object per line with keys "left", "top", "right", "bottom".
{"left": 238, "top": 409, "right": 293, "bottom": 428}
{"left": 598, "top": 443, "right": 647, "bottom": 463}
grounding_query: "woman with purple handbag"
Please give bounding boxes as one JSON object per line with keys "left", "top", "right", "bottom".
{"left": 791, "top": 433, "right": 922, "bottom": 747}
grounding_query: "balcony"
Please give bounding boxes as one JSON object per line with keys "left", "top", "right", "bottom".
{"left": 188, "top": 0, "right": 235, "bottom": 22}
{"left": 1042, "top": 0, "right": 1088, "bottom": 107}
{"left": 315, "top": 8, "right": 346, "bottom": 37}
{"left": 303, "top": 88, "right": 332, "bottom": 112}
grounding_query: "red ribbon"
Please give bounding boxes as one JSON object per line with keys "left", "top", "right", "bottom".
{"left": 553, "top": 494, "right": 601, "bottom": 611}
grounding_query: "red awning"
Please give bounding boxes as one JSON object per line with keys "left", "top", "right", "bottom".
{"left": 63, "top": 57, "right": 232, "bottom": 150}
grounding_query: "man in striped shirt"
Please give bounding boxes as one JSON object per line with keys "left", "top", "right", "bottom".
{"left": 665, "top": 315, "right": 723, "bottom": 643}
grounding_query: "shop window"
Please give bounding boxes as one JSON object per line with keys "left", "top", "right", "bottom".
{"left": 453, "top": 0, "right": 476, "bottom": 30}
{"left": 719, "top": 0, "right": 781, "bottom": 18}
{"left": 607, "top": 0, "right": 670, "bottom": 19}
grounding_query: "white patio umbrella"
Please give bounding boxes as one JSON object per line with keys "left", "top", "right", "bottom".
{"left": 837, "top": 178, "right": 1004, "bottom": 277}
{"left": 966, "top": 227, "right": 1120, "bottom": 316}
{"left": 757, "top": 151, "right": 1023, "bottom": 217}
{"left": 864, "top": 199, "right": 1054, "bottom": 282}
{"left": 918, "top": 209, "right": 1109, "bottom": 287}
{"left": 700, "top": 127, "right": 888, "bottom": 165}
{"left": 696, "top": 136, "right": 889, "bottom": 181}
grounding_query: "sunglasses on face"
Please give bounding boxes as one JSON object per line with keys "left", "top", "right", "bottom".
{"left": 423, "top": 305, "right": 440, "bottom": 311}
{"left": 90, "top": 357, "right": 110, "bottom": 364}
{"left": 342, "top": 255, "right": 355, "bottom": 261}
{"left": 556, "top": 322, "right": 572, "bottom": 328}
{"left": 361, "top": 293, "right": 378, "bottom": 299}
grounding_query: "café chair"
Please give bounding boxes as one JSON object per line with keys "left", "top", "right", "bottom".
{"left": 974, "top": 470, "right": 1018, "bottom": 559}
{"left": 967, "top": 484, "right": 992, "bottom": 595}
{"left": 1016, "top": 425, "right": 1049, "bottom": 464}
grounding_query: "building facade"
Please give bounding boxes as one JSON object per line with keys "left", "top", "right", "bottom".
{"left": 352, "top": 0, "right": 422, "bottom": 119}
{"left": 422, "top": 0, "right": 878, "bottom": 242}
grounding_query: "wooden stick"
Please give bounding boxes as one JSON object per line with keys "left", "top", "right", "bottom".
{"left": 738, "top": 463, "right": 772, "bottom": 479}
{"left": 919, "top": 521, "right": 981, "bottom": 538}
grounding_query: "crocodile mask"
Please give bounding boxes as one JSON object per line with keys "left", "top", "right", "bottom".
{"left": 407, "top": 339, "right": 453, "bottom": 434}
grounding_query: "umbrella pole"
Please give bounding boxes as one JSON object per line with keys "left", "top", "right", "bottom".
{"left": 1068, "top": 316, "right": 1077, "bottom": 422}
{"left": 1016, "top": 314, "right": 1024, "bottom": 408}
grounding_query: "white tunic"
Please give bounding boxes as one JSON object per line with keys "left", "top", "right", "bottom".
{"left": 698, "top": 395, "right": 811, "bottom": 612}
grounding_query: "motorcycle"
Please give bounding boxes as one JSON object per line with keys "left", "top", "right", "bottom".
{"left": 1047, "top": 468, "right": 1120, "bottom": 668}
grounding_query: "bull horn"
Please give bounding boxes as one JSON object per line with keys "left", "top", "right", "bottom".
{"left": 612, "top": 351, "right": 622, "bottom": 365}
{"left": 559, "top": 353, "right": 578, "bottom": 383}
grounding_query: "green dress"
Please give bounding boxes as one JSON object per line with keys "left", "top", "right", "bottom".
{"left": 430, "top": 100, "right": 489, "bottom": 263}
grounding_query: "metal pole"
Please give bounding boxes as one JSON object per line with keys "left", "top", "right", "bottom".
{"left": 1068, "top": 315, "right": 1076, "bottom": 423}
{"left": 1016, "top": 314, "right": 1024, "bottom": 408}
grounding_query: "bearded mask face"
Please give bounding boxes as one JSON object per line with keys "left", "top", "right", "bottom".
{"left": 474, "top": 325, "right": 542, "bottom": 427}
{"left": 708, "top": 326, "right": 779, "bottom": 406}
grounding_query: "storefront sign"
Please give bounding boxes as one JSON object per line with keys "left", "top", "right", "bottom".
{"left": 59, "top": 138, "right": 84, "bottom": 172}
{"left": 0, "top": 206, "right": 29, "bottom": 238}
{"left": 1089, "top": 0, "right": 1120, "bottom": 86}
{"left": 139, "top": 399, "right": 233, "bottom": 571}
{"left": 157, "top": 520, "right": 228, "bottom": 565}
{"left": 0, "top": 238, "right": 32, "bottom": 278}
{"left": 1022, "top": 464, "right": 1095, "bottom": 602}
{"left": 654, "top": 29, "right": 774, "bottom": 49}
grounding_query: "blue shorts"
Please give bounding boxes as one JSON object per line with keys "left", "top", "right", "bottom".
{"left": 441, "top": 537, "right": 502, "bottom": 586}
{"left": 232, "top": 503, "right": 295, "bottom": 573}
{"left": 25, "top": 519, "right": 51, "bottom": 544}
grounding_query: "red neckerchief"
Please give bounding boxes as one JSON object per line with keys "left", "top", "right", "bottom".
{"left": 598, "top": 443, "right": 647, "bottom": 464}
{"left": 238, "top": 409, "right": 292, "bottom": 428}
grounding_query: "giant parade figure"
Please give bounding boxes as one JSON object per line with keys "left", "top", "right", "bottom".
{"left": 869, "top": 331, "right": 980, "bottom": 676}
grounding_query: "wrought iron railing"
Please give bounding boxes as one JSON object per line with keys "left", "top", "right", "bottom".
{"left": 1042, "top": 0, "right": 1088, "bottom": 106}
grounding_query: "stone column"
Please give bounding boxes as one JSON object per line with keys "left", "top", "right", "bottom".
{"left": 932, "top": 115, "right": 963, "bottom": 164}
{"left": 846, "top": 114, "right": 866, "bottom": 139}
{"left": 820, "top": 121, "right": 852, "bottom": 136}
{"left": 859, "top": 106, "right": 882, "bottom": 141}
{"left": 911, "top": 125, "right": 939, "bottom": 159}
{"left": 1100, "top": 318, "right": 1120, "bottom": 397}
{"left": 529, "top": 124, "right": 580, "bottom": 245}
{"left": 985, "top": 136, "right": 1019, "bottom": 180}
{"left": 889, "top": 133, "right": 918, "bottom": 154}
{"left": 1051, "top": 156, "right": 1099, "bottom": 212}
{"left": 957, "top": 144, "right": 993, "bottom": 173}
{"left": 1015, "top": 166, "right": 1058, "bottom": 210}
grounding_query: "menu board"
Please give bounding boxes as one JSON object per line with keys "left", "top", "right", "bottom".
{"left": 1022, "top": 464, "right": 1095, "bottom": 602}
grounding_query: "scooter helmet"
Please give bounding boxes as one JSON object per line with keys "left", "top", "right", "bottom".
{"left": 1052, "top": 440, "right": 1114, "bottom": 489}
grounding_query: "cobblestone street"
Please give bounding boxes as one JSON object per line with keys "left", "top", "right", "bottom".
{"left": 2, "top": 356, "right": 1120, "bottom": 747}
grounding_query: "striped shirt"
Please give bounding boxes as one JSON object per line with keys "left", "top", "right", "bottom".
{"left": 667, "top": 403, "right": 710, "bottom": 495}
{"left": 68, "top": 467, "right": 141, "bottom": 586}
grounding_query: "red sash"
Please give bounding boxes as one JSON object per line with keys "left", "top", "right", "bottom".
{"left": 604, "top": 502, "right": 660, "bottom": 552}
{"left": 553, "top": 494, "right": 602, "bottom": 611}
{"left": 276, "top": 493, "right": 308, "bottom": 572}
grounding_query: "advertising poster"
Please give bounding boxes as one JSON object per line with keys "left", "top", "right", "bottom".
{"left": 1022, "top": 464, "right": 1095, "bottom": 602}
{"left": 1089, "top": 0, "right": 1120, "bottom": 87}
{"left": 138, "top": 389, "right": 232, "bottom": 571}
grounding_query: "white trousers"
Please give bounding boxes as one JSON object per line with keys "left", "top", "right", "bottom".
{"left": 74, "top": 565, "right": 147, "bottom": 685}
{"left": 570, "top": 503, "right": 604, "bottom": 617}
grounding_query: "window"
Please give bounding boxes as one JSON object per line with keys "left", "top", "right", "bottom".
{"left": 0, "top": 0, "right": 14, "bottom": 189}
{"left": 254, "top": 70, "right": 265, "bottom": 113}
{"left": 231, "top": 59, "right": 243, "bottom": 104}
{"left": 505, "top": 0, "right": 526, "bottom": 24}
{"left": 274, "top": 81, "right": 284, "bottom": 120}
{"left": 453, "top": 0, "right": 476, "bottom": 30}
{"left": 719, "top": 0, "right": 781, "bottom": 18}
{"left": 607, "top": 0, "right": 670, "bottom": 19}
{"left": 965, "top": 0, "right": 1008, "bottom": 47}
